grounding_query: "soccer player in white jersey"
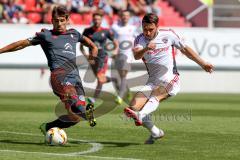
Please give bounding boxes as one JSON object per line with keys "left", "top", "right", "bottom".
{"left": 124, "top": 13, "right": 214, "bottom": 144}
{"left": 111, "top": 10, "right": 137, "bottom": 104}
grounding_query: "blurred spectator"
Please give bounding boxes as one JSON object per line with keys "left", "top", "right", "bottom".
{"left": 2, "top": 0, "right": 28, "bottom": 23}
{"left": 108, "top": 0, "right": 127, "bottom": 14}
{"left": 0, "top": 0, "right": 163, "bottom": 26}
{"left": 71, "top": 0, "right": 88, "bottom": 13}
{"left": 0, "top": 0, "right": 4, "bottom": 22}
{"left": 87, "top": 0, "right": 113, "bottom": 16}
{"left": 127, "top": 0, "right": 141, "bottom": 15}
{"left": 127, "top": 0, "right": 161, "bottom": 17}
{"left": 51, "top": 0, "right": 71, "bottom": 11}
{"left": 143, "top": 0, "right": 161, "bottom": 16}
{"left": 99, "top": 0, "right": 113, "bottom": 16}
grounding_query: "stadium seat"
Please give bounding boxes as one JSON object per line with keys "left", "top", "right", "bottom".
{"left": 16, "top": 0, "right": 24, "bottom": 5}
{"left": 82, "top": 13, "right": 92, "bottom": 25}
{"left": 24, "top": 0, "right": 36, "bottom": 11}
{"left": 158, "top": 16, "right": 165, "bottom": 26}
{"left": 27, "top": 12, "right": 42, "bottom": 24}
{"left": 70, "top": 13, "right": 83, "bottom": 25}
{"left": 44, "top": 12, "right": 52, "bottom": 24}
{"left": 157, "top": 0, "right": 191, "bottom": 27}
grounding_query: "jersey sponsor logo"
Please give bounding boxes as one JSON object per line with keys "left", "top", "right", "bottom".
{"left": 63, "top": 43, "right": 75, "bottom": 54}
{"left": 101, "top": 33, "right": 105, "bottom": 38}
{"left": 147, "top": 46, "right": 170, "bottom": 55}
{"left": 64, "top": 43, "right": 73, "bottom": 50}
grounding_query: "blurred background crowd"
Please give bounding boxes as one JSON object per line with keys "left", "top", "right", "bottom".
{"left": 0, "top": 0, "right": 162, "bottom": 27}
{"left": 1, "top": 0, "right": 240, "bottom": 28}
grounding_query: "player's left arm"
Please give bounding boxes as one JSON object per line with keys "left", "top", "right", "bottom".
{"left": 180, "top": 46, "right": 214, "bottom": 73}
{"left": 111, "top": 39, "right": 119, "bottom": 58}
{"left": 107, "top": 30, "right": 119, "bottom": 57}
{"left": 0, "top": 39, "right": 31, "bottom": 54}
{"left": 170, "top": 29, "right": 213, "bottom": 73}
{"left": 80, "top": 36, "right": 98, "bottom": 58}
{"left": 80, "top": 36, "right": 98, "bottom": 65}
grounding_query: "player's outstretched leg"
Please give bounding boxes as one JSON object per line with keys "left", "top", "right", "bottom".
{"left": 39, "top": 96, "right": 96, "bottom": 135}
{"left": 144, "top": 129, "right": 164, "bottom": 144}
{"left": 142, "top": 115, "right": 164, "bottom": 144}
{"left": 39, "top": 123, "right": 47, "bottom": 135}
{"left": 115, "top": 95, "right": 123, "bottom": 105}
{"left": 124, "top": 92, "right": 148, "bottom": 126}
{"left": 124, "top": 107, "right": 142, "bottom": 126}
{"left": 68, "top": 96, "right": 97, "bottom": 127}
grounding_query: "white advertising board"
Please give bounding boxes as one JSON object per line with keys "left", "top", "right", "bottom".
{"left": 0, "top": 25, "right": 239, "bottom": 69}
{"left": 174, "top": 28, "right": 240, "bottom": 68}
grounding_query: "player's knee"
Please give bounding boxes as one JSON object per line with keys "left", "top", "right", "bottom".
{"left": 97, "top": 74, "right": 107, "bottom": 83}
{"left": 97, "top": 80, "right": 105, "bottom": 85}
{"left": 70, "top": 95, "right": 86, "bottom": 114}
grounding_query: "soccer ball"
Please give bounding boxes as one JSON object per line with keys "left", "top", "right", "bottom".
{"left": 45, "top": 127, "right": 67, "bottom": 145}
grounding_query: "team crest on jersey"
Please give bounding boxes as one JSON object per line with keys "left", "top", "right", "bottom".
{"left": 162, "top": 38, "right": 168, "bottom": 44}
{"left": 101, "top": 33, "right": 105, "bottom": 37}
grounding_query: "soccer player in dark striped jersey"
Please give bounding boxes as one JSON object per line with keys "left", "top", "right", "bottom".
{"left": 80, "top": 10, "right": 119, "bottom": 101}
{"left": 0, "top": 6, "right": 98, "bottom": 135}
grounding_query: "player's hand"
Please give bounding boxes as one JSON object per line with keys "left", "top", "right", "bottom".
{"left": 88, "top": 55, "right": 96, "bottom": 65}
{"left": 202, "top": 62, "right": 214, "bottom": 73}
{"left": 111, "top": 53, "right": 117, "bottom": 59}
{"left": 146, "top": 42, "right": 156, "bottom": 50}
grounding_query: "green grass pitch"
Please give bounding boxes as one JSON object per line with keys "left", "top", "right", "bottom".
{"left": 0, "top": 93, "right": 240, "bottom": 160}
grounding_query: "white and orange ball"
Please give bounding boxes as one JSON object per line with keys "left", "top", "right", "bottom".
{"left": 45, "top": 127, "right": 67, "bottom": 145}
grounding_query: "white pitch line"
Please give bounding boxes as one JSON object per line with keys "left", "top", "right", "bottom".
{"left": 0, "top": 130, "right": 142, "bottom": 160}
{"left": 0, "top": 130, "right": 103, "bottom": 155}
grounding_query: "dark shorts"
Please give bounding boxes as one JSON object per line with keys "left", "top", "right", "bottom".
{"left": 115, "top": 54, "right": 131, "bottom": 71}
{"left": 91, "top": 56, "right": 108, "bottom": 76}
{"left": 50, "top": 69, "right": 85, "bottom": 106}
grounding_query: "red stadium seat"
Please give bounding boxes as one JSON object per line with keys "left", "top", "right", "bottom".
{"left": 158, "top": 16, "right": 165, "bottom": 26}
{"left": 157, "top": 0, "right": 191, "bottom": 27}
{"left": 24, "top": 0, "right": 36, "bottom": 11}
{"left": 16, "top": 0, "right": 24, "bottom": 5}
{"left": 27, "top": 12, "right": 42, "bottom": 24}
{"left": 70, "top": 13, "right": 83, "bottom": 25}
{"left": 82, "top": 13, "right": 92, "bottom": 25}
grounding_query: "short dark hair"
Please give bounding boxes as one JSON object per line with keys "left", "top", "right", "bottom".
{"left": 142, "top": 13, "right": 159, "bottom": 25}
{"left": 52, "top": 5, "right": 69, "bottom": 19}
{"left": 119, "top": 10, "right": 131, "bottom": 16}
{"left": 93, "top": 10, "right": 104, "bottom": 18}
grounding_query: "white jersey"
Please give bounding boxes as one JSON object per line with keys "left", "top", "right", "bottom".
{"left": 134, "top": 29, "right": 185, "bottom": 85}
{"left": 111, "top": 22, "right": 137, "bottom": 62}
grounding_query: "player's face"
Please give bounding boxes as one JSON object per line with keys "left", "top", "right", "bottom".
{"left": 142, "top": 23, "right": 158, "bottom": 40}
{"left": 93, "top": 15, "right": 102, "bottom": 28}
{"left": 121, "top": 12, "right": 130, "bottom": 25}
{"left": 52, "top": 16, "right": 68, "bottom": 33}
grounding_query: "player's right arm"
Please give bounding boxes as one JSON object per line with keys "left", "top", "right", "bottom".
{"left": 0, "top": 39, "right": 31, "bottom": 54}
{"left": 133, "top": 43, "right": 155, "bottom": 60}
{"left": 0, "top": 29, "right": 44, "bottom": 54}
